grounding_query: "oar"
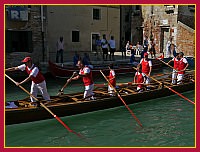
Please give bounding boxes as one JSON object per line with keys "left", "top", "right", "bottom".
{"left": 157, "top": 58, "right": 175, "bottom": 69}
{"left": 57, "top": 72, "right": 77, "bottom": 95}
{"left": 94, "top": 82, "right": 158, "bottom": 88}
{"left": 100, "top": 70, "right": 143, "bottom": 128}
{"left": 132, "top": 67, "right": 195, "bottom": 105}
{"left": 5, "top": 74, "right": 82, "bottom": 138}
{"left": 156, "top": 58, "right": 191, "bottom": 73}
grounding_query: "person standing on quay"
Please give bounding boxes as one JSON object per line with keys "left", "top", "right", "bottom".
{"left": 108, "top": 36, "right": 116, "bottom": 61}
{"left": 101, "top": 34, "right": 109, "bottom": 61}
{"left": 121, "top": 37, "right": 126, "bottom": 59}
{"left": 95, "top": 35, "right": 102, "bottom": 60}
{"left": 56, "top": 36, "right": 64, "bottom": 63}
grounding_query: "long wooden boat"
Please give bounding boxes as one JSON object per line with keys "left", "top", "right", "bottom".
{"left": 48, "top": 60, "right": 162, "bottom": 77}
{"left": 5, "top": 72, "right": 195, "bottom": 125}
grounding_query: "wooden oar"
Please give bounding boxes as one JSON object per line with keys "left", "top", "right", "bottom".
{"left": 132, "top": 67, "right": 195, "bottom": 105}
{"left": 94, "top": 82, "right": 158, "bottom": 88}
{"left": 57, "top": 72, "right": 77, "bottom": 95}
{"left": 156, "top": 58, "right": 192, "bottom": 73}
{"left": 5, "top": 74, "right": 82, "bottom": 138}
{"left": 157, "top": 58, "right": 175, "bottom": 69}
{"left": 100, "top": 70, "right": 143, "bottom": 128}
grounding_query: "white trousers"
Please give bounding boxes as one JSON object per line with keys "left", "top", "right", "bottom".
{"left": 177, "top": 74, "right": 184, "bottom": 84}
{"left": 84, "top": 84, "right": 94, "bottom": 99}
{"left": 108, "top": 85, "right": 115, "bottom": 94}
{"left": 145, "top": 76, "right": 150, "bottom": 84}
{"left": 172, "top": 69, "right": 177, "bottom": 84}
{"left": 30, "top": 80, "right": 50, "bottom": 102}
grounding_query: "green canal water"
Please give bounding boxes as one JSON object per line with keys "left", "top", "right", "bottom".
{"left": 5, "top": 72, "right": 195, "bottom": 147}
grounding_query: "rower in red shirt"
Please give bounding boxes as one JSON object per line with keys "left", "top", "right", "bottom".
{"left": 167, "top": 53, "right": 180, "bottom": 84}
{"left": 138, "top": 52, "right": 152, "bottom": 90}
{"left": 134, "top": 65, "right": 146, "bottom": 92}
{"left": 67, "top": 60, "right": 95, "bottom": 100}
{"left": 107, "top": 63, "right": 116, "bottom": 96}
{"left": 5, "top": 57, "right": 51, "bottom": 105}
{"left": 177, "top": 52, "right": 189, "bottom": 84}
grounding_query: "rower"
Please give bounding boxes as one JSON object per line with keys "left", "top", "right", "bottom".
{"left": 167, "top": 53, "right": 179, "bottom": 85}
{"left": 134, "top": 65, "right": 146, "bottom": 93}
{"left": 5, "top": 57, "right": 51, "bottom": 106}
{"left": 66, "top": 59, "right": 95, "bottom": 100}
{"left": 107, "top": 63, "right": 116, "bottom": 96}
{"left": 177, "top": 52, "right": 189, "bottom": 84}
{"left": 137, "top": 52, "right": 152, "bottom": 90}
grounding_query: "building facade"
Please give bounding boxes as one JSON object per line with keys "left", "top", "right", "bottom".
{"left": 120, "top": 5, "right": 195, "bottom": 57}
{"left": 46, "top": 5, "right": 120, "bottom": 62}
{"left": 5, "top": 5, "right": 120, "bottom": 67}
{"left": 5, "top": 5, "right": 195, "bottom": 68}
{"left": 5, "top": 5, "right": 46, "bottom": 67}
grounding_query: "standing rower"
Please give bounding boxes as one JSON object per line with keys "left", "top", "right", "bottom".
{"left": 5, "top": 57, "right": 51, "bottom": 105}
{"left": 107, "top": 63, "right": 116, "bottom": 96}
{"left": 167, "top": 53, "right": 180, "bottom": 85}
{"left": 134, "top": 65, "right": 146, "bottom": 92}
{"left": 137, "top": 52, "right": 152, "bottom": 90}
{"left": 177, "top": 52, "right": 189, "bottom": 84}
{"left": 66, "top": 60, "right": 95, "bottom": 100}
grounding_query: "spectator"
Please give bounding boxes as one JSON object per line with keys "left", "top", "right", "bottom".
{"left": 56, "top": 36, "right": 64, "bottom": 63}
{"left": 95, "top": 35, "right": 102, "bottom": 60}
{"left": 121, "top": 37, "right": 126, "bottom": 59}
{"left": 130, "top": 53, "right": 138, "bottom": 67}
{"left": 101, "top": 34, "right": 109, "bottom": 61}
{"left": 82, "top": 53, "right": 92, "bottom": 66}
{"left": 73, "top": 51, "right": 80, "bottom": 67}
{"left": 108, "top": 36, "right": 116, "bottom": 61}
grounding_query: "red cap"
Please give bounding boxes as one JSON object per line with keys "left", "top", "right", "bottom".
{"left": 144, "top": 52, "right": 148, "bottom": 57}
{"left": 22, "top": 57, "right": 32, "bottom": 63}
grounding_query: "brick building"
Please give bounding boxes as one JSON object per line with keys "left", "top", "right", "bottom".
{"left": 122, "top": 5, "right": 195, "bottom": 57}
{"left": 177, "top": 21, "right": 195, "bottom": 56}
{"left": 5, "top": 5, "right": 46, "bottom": 67}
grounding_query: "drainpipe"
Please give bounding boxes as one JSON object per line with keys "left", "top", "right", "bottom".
{"left": 41, "top": 5, "right": 45, "bottom": 62}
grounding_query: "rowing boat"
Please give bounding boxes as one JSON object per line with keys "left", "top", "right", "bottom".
{"left": 5, "top": 72, "right": 195, "bottom": 125}
{"left": 48, "top": 60, "right": 162, "bottom": 78}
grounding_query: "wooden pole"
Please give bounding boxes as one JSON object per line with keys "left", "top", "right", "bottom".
{"left": 100, "top": 70, "right": 143, "bottom": 127}
{"left": 133, "top": 67, "right": 195, "bottom": 105}
{"left": 5, "top": 74, "right": 82, "bottom": 137}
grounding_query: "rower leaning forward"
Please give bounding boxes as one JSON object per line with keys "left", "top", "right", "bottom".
{"left": 5, "top": 57, "right": 51, "bottom": 106}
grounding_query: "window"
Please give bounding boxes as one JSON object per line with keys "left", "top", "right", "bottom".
{"left": 93, "top": 8, "right": 101, "bottom": 20}
{"left": 5, "top": 30, "right": 33, "bottom": 53}
{"left": 125, "top": 13, "right": 130, "bottom": 22}
{"left": 72, "top": 31, "right": 80, "bottom": 42}
{"left": 135, "top": 5, "right": 140, "bottom": 10}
